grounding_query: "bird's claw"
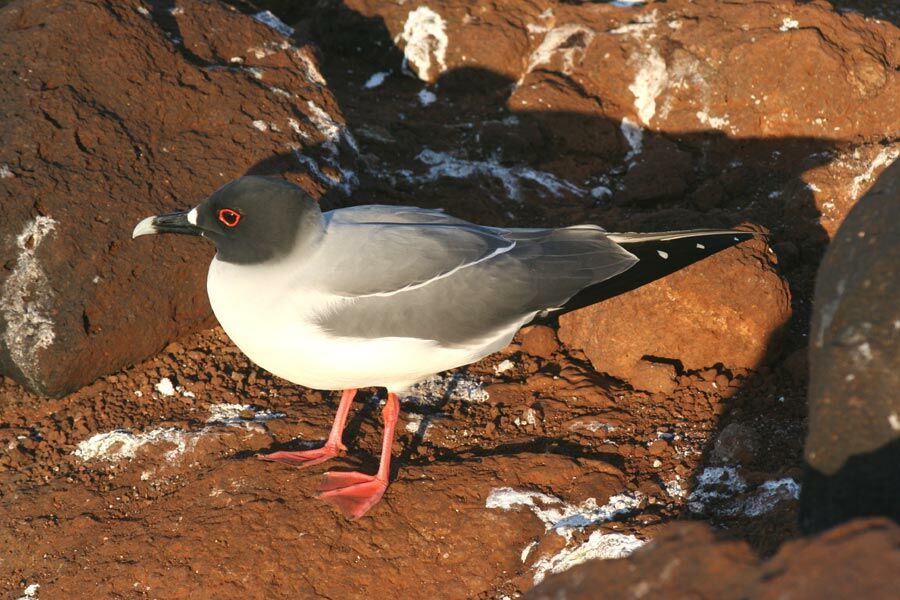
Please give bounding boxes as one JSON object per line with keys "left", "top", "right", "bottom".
{"left": 317, "top": 471, "right": 388, "bottom": 519}
{"left": 256, "top": 443, "right": 345, "bottom": 468}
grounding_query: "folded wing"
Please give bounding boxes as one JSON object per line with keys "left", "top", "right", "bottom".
{"left": 310, "top": 214, "right": 638, "bottom": 346}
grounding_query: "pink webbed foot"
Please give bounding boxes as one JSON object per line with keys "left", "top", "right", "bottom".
{"left": 317, "top": 471, "right": 388, "bottom": 519}
{"left": 258, "top": 388, "right": 358, "bottom": 469}
{"left": 256, "top": 443, "right": 346, "bottom": 468}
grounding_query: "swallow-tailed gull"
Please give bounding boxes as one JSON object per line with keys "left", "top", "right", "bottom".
{"left": 133, "top": 176, "right": 754, "bottom": 518}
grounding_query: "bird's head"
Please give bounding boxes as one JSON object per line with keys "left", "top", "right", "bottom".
{"left": 132, "top": 176, "right": 324, "bottom": 264}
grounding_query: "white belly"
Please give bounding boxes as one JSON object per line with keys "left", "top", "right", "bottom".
{"left": 206, "top": 257, "right": 520, "bottom": 392}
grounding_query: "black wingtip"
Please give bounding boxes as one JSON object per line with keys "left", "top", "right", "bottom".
{"left": 557, "top": 230, "right": 756, "bottom": 314}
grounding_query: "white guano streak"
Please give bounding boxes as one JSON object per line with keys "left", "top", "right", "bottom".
{"left": 1, "top": 217, "right": 58, "bottom": 388}
{"left": 525, "top": 24, "right": 596, "bottom": 78}
{"left": 396, "top": 7, "right": 448, "bottom": 82}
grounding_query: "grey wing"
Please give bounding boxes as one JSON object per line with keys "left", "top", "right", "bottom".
{"left": 316, "top": 224, "right": 639, "bottom": 346}
{"left": 315, "top": 221, "right": 518, "bottom": 298}
{"left": 325, "top": 204, "right": 473, "bottom": 226}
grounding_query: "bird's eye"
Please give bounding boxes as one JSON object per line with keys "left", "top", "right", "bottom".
{"left": 218, "top": 208, "right": 241, "bottom": 228}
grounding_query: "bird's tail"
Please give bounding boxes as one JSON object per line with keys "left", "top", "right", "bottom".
{"left": 558, "top": 229, "right": 758, "bottom": 314}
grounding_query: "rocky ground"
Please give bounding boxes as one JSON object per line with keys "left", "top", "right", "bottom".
{"left": 1, "top": 0, "right": 898, "bottom": 598}
{"left": 0, "top": 323, "right": 808, "bottom": 598}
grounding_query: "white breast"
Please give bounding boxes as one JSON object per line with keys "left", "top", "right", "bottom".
{"left": 206, "top": 257, "right": 520, "bottom": 392}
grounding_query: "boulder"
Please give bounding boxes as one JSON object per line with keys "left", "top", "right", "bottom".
{"left": 557, "top": 236, "right": 791, "bottom": 388}
{"left": 525, "top": 519, "right": 900, "bottom": 600}
{"left": 320, "top": 0, "right": 542, "bottom": 85}
{"left": 0, "top": 0, "right": 355, "bottom": 396}
{"left": 802, "top": 158, "right": 900, "bottom": 532}
{"left": 323, "top": 0, "right": 898, "bottom": 227}
{"left": 507, "top": 0, "right": 899, "bottom": 213}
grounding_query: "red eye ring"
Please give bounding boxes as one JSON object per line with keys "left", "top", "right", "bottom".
{"left": 218, "top": 208, "right": 241, "bottom": 227}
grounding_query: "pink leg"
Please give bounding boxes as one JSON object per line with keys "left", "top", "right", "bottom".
{"left": 318, "top": 392, "right": 399, "bottom": 519}
{"left": 257, "top": 389, "right": 357, "bottom": 468}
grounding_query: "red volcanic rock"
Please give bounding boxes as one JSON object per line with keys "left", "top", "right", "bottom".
{"left": 526, "top": 519, "right": 900, "bottom": 600}
{"left": 326, "top": 0, "right": 542, "bottom": 84}
{"left": 0, "top": 1, "right": 355, "bottom": 396}
{"left": 328, "top": 0, "right": 897, "bottom": 219}
{"left": 627, "top": 360, "right": 678, "bottom": 395}
{"left": 557, "top": 237, "right": 791, "bottom": 385}
{"left": 519, "top": 325, "right": 559, "bottom": 360}
{"left": 506, "top": 0, "right": 899, "bottom": 144}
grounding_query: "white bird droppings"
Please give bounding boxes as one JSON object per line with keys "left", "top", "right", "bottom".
{"left": 688, "top": 466, "right": 747, "bottom": 513}
{"left": 16, "top": 583, "right": 40, "bottom": 600}
{"left": 689, "top": 467, "right": 800, "bottom": 517}
{"left": 405, "top": 413, "right": 424, "bottom": 434}
{"left": 610, "top": 11, "right": 666, "bottom": 126}
{"left": 665, "top": 478, "right": 686, "bottom": 498}
{"left": 154, "top": 377, "right": 176, "bottom": 397}
{"left": 779, "top": 17, "right": 799, "bottom": 31}
{"left": 396, "top": 7, "right": 448, "bottom": 82}
{"left": 253, "top": 10, "right": 294, "bottom": 37}
{"left": 857, "top": 342, "right": 873, "bottom": 362}
{"left": 306, "top": 100, "right": 342, "bottom": 143}
{"left": 532, "top": 531, "right": 645, "bottom": 584}
{"left": 591, "top": 186, "right": 612, "bottom": 200}
{"left": 888, "top": 413, "right": 900, "bottom": 432}
{"left": 486, "top": 487, "right": 643, "bottom": 539}
{"left": 1, "top": 216, "right": 58, "bottom": 390}
{"left": 288, "top": 118, "right": 305, "bottom": 136}
{"left": 629, "top": 47, "right": 667, "bottom": 125}
{"left": 525, "top": 24, "right": 596, "bottom": 78}
{"left": 417, "top": 88, "right": 437, "bottom": 106}
{"left": 364, "top": 71, "right": 390, "bottom": 89}
{"left": 741, "top": 478, "right": 801, "bottom": 517}
{"left": 487, "top": 487, "right": 645, "bottom": 583}
{"left": 493, "top": 359, "right": 515, "bottom": 375}
{"left": 205, "top": 403, "right": 285, "bottom": 425}
{"left": 410, "top": 149, "right": 582, "bottom": 201}
{"left": 294, "top": 49, "right": 327, "bottom": 86}
{"left": 74, "top": 428, "right": 193, "bottom": 462}
{"left": 620, "top": 116, "right": 644, "bottom": 160}
{"left": 696, "top": 243, "right": 706, "bottom": 249}
{"left": 848, "top": 146, "right": 900, "bottom": 200}
{"left": 657, "top": 250, "right": 669, "bottom": 259}
{"left": 569, "top": 421, "right": 616, "bottom": 433}
{"left": 696, "top": 110, "right": 730, "bottom": 130}
{"left": 74, "top": 404, "right": 285, "bottom": 464}
{"left": 403, "top": 372, "right": 489, "bottom": 408}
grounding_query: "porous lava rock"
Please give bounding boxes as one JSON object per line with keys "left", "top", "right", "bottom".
{"left": 526, "top": 519, "right": 900, "bottom": 600}
{"left": 557, "top": 236, "right": 791, "bottom": 389}
{"left": 802, "top": 158, "right": 900, "bottom": 533}
{"left": 323, "top": 0, "right": 898, "bottom": 221}
{"left": 0, "top": 0, "right": 355, "bottom": 396}
{"left": 317, "top": 0, "right": 542, "bottom": 85}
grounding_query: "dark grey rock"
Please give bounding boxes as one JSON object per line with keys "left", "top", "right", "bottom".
{"left": 802, "top": 158, "right": 900, "bottom": 532}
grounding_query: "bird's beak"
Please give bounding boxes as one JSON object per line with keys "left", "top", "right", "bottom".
{"left": 132, "top": 209, "right": 202, "bottom": 239}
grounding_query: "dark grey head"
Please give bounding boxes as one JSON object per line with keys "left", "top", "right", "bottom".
{"left": 133, "top": 176, "right": 324, "bottom": 264}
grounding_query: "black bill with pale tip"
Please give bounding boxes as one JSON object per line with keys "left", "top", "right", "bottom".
{"left": 132, "top": 210, "right": 201, "bottom": 239}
